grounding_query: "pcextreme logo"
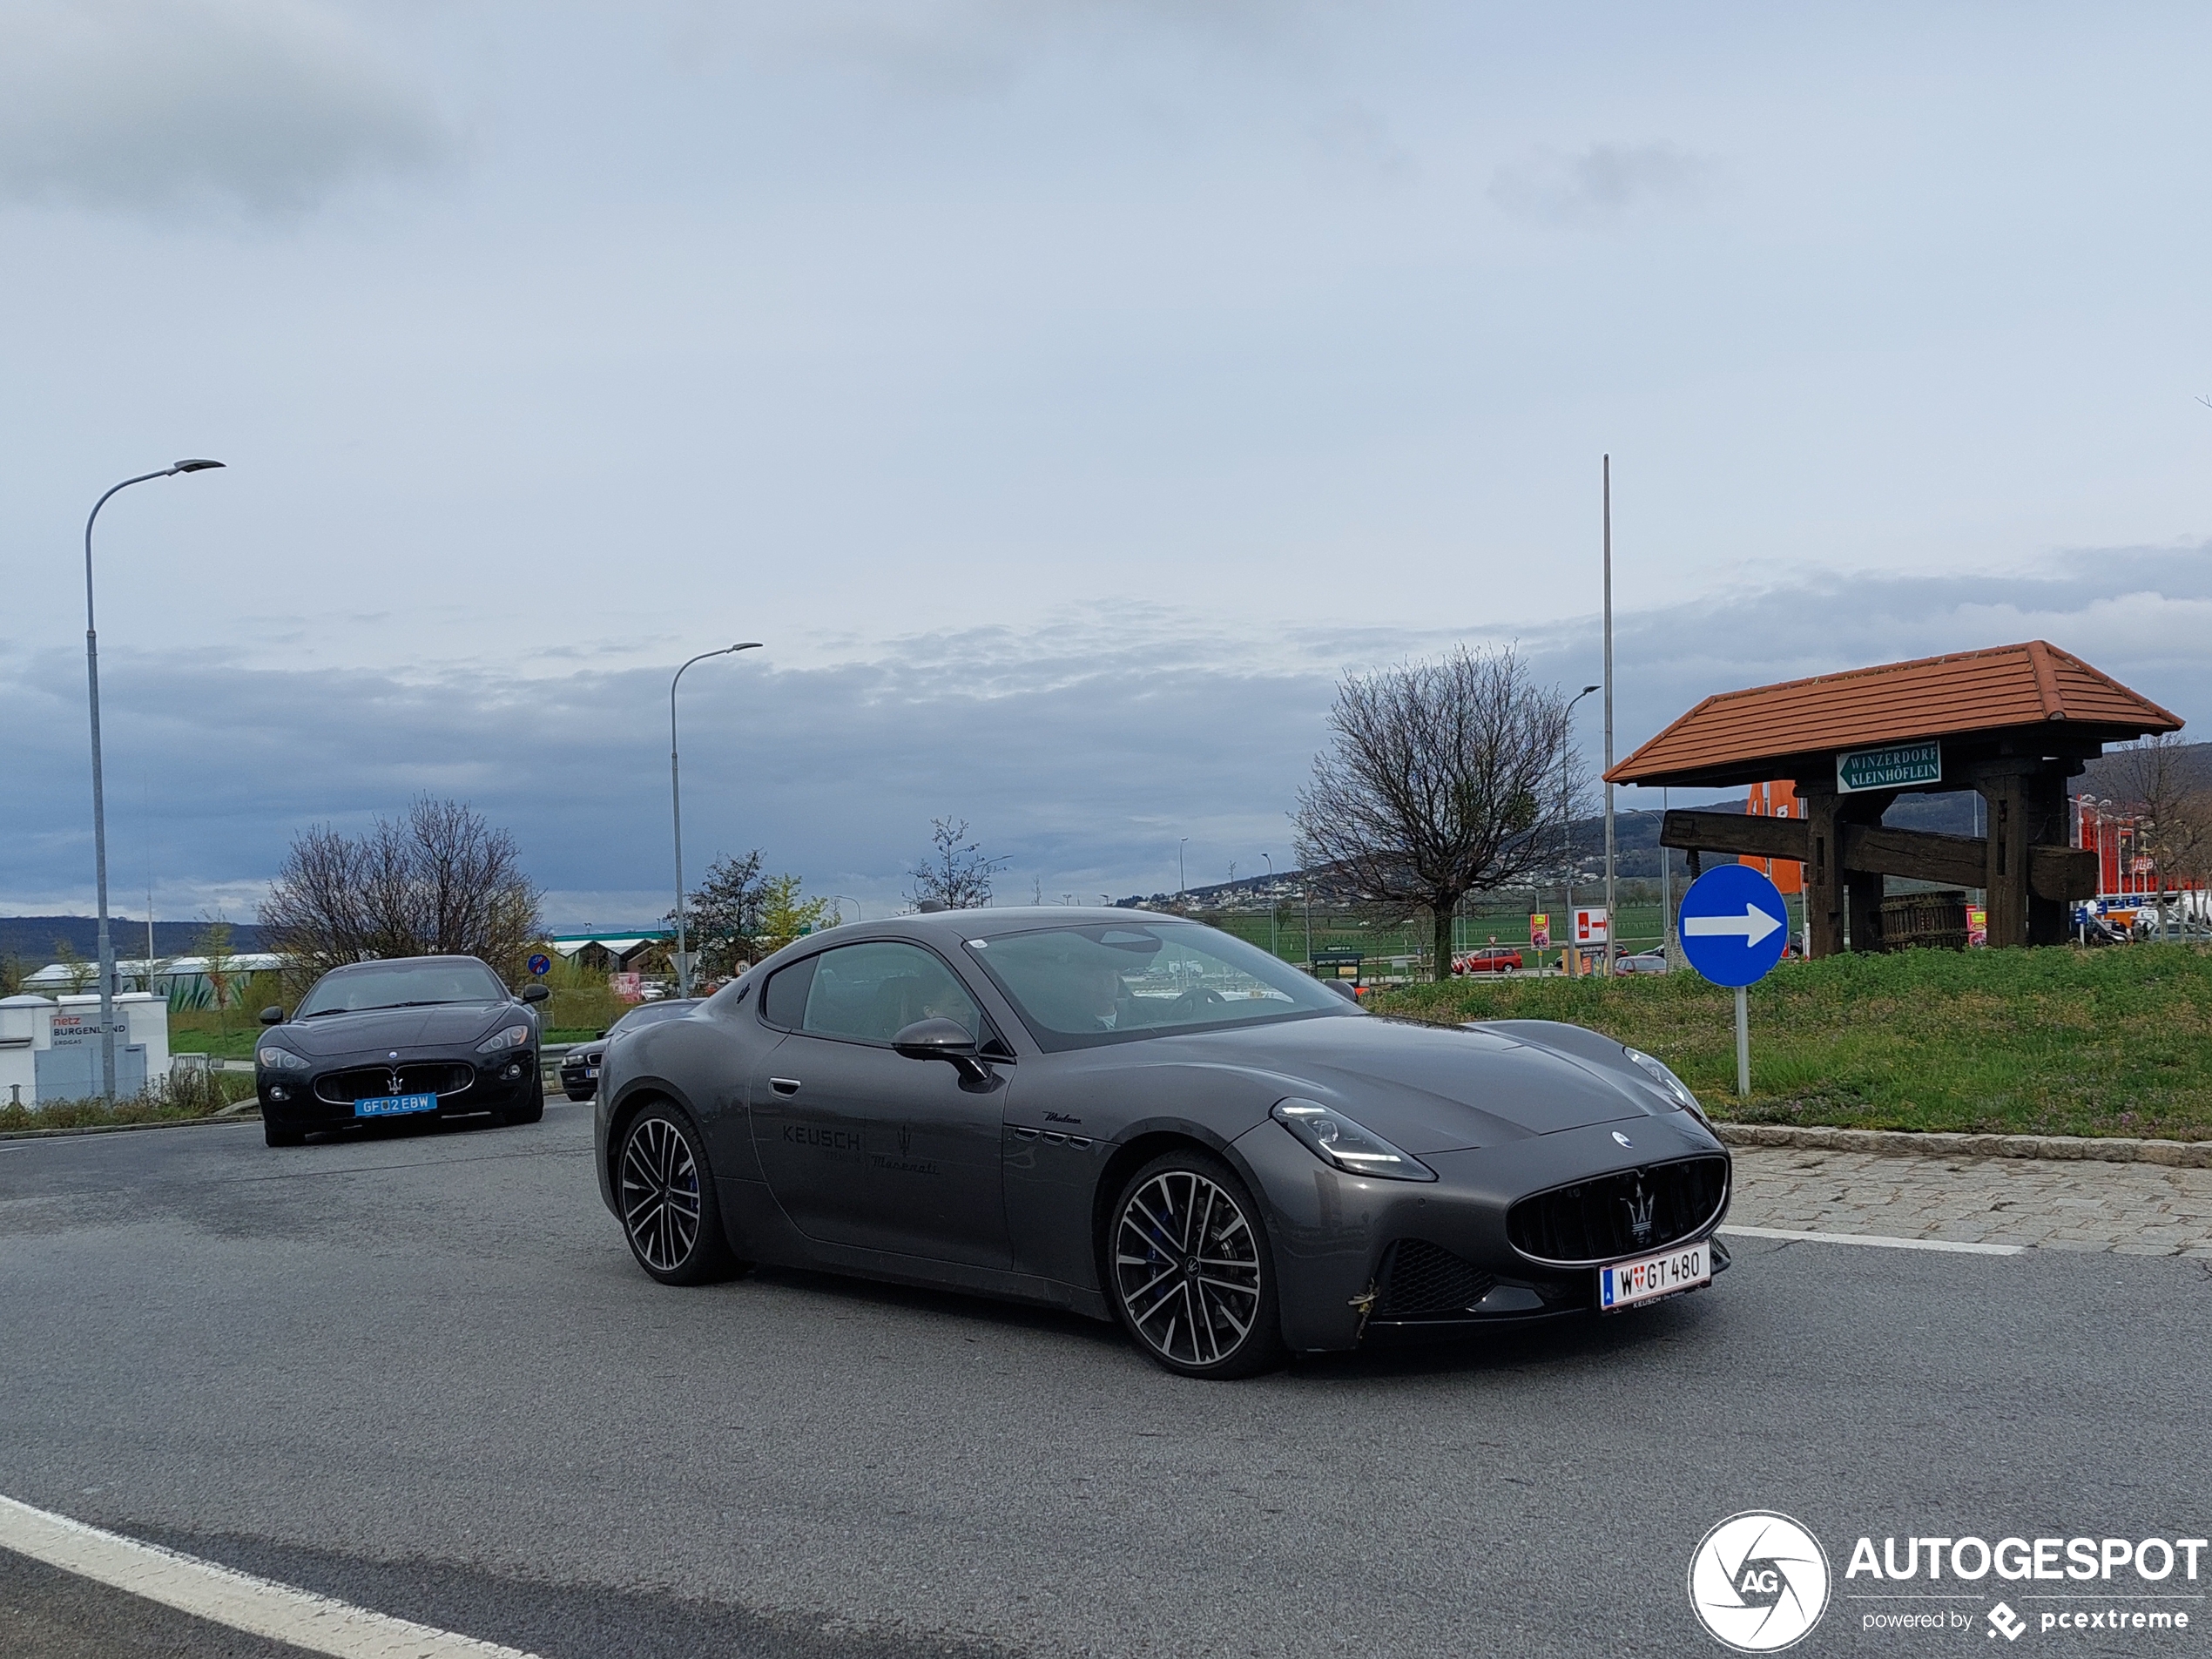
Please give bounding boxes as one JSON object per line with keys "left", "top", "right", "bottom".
{"left": 1689, "top": 1511, "right": 1832, "bottom": 1652}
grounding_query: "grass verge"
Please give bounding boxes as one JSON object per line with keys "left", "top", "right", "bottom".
{"left": 0, "top": 1069, "right": 260, "bottom": 1135}
{"left": 1369, "top": 943, "right": 2212, "bottom": 1141}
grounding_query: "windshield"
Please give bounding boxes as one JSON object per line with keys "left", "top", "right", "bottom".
{"left": 967, "top": 921, "right": 1348, "bottom": 1051}
{"left": 298, "top": 959, "right": 509, "bottom": 1016}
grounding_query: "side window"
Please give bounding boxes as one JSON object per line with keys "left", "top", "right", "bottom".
{"left": 800, "top": 942, "right": 981, "bottom": 1044}
{"left": 761, "top": 954, "right": 819, "bottom": 1030}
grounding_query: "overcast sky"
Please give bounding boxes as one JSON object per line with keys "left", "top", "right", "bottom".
{"left": 3, "top": 1, "right": 2209, "bottom": 929}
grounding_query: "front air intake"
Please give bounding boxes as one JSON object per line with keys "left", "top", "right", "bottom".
{"left": 1373, "top": 1238, "right": 1496, "bottom": 1318}
{"left": 1506, "top": 1156, "right": 1729, "bottom": 1265}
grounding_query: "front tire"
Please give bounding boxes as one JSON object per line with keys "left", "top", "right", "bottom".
{"left": 1107, "top": 1150, "right": 1286, "bottom": 1379}
{"left": 500, "top": 1072, "right": 545, "bottom": 1126}
{"left": 263, "top": 1116, "right": 307, "bottom": 1148}
{"left": 617, "top": 1102, "right": 745, "bottom": 1285}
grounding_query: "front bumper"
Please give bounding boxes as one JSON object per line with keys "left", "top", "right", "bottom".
{"left": 1231, "top": 1110, "right": 1731, "bottom": 1352}
{"left": 259, "top": 1049, "right": 540, "bottom": 1130}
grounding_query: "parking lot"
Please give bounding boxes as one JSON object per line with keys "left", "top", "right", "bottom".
{"left": 1, "top": 1104, "right": 2206, "bottom": 1656}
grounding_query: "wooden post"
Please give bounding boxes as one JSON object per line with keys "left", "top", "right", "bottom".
{"left": 1803, "top": 784, "right": 1844, "bottom": 958}
{"left": 1979, "top": 769, "right": 2029, "bottom": 948}
{"left": 2024, "top": 768, "right": 2075, "bottom": 946}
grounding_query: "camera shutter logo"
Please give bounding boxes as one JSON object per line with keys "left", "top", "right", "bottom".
{"left": 1687, "top": 1512, "right": 1831, "bottom": 1652}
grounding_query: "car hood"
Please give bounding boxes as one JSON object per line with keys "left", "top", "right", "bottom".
{"left": 1153, "top": 1013, "right": 1676, "bottom": 1153}
{"left": 281, "top": 1001, "right": 514, "bottom": 1056}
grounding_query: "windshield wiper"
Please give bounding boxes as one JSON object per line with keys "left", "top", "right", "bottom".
{"left": 304, "top": 999, "right": 463, "bottom": 1016}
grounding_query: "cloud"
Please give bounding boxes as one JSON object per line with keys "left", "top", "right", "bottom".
{"left": 1487, "top": 140, "right": 1710, "bottom": 227}
{"left": 6, "top": 544, "right": 2206, "bottom": 927}
{"left": 0, "top": 0, "right": 451, "bottom": 218}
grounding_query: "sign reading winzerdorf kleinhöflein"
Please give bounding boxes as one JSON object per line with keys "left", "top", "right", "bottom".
{"left": 1837, "top": 739, "right": 1941, "bottom": 794}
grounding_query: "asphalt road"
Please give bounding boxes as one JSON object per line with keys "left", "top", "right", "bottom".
{"left": 2, "top": 1106, "right": 2208, "bottom": 1658}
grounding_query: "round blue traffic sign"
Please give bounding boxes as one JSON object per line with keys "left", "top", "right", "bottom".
{"left": 1676, "top": 865, "right": 1790, "bottom": 988}
{"left": 527, "top": 953, "right": 551, "bottom": 977}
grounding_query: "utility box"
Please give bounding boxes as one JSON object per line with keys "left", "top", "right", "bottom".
{"left": 0, "top": 995, "right": 51, "bottom": 1108}
{"left": 37, "top": 993, "right": 168, "bottom": 1103}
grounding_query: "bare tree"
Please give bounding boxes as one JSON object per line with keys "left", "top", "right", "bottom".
{"left": 1294, "top": 646, "right": 1581, "bottom": 981}
{"left": 262, "top": 798, "right": 543, "bottom": 988}
{"left": 2103, "top": 734, "right": 2212, "bottom": 936}
{"left": 669, "top": 849, "right": 768, "bottom": 979}
{"left": 908, "top": 818, "right": 1008, "bottom": 910}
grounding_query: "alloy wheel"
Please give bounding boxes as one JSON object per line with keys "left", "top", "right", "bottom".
{"left": 621, "top": 1116, "right": 703, "bottom": 1273}
{"left": 1113, "top": 1168, "right": 1264, "bottom": 1368}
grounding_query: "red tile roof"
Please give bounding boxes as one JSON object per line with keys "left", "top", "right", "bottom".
{"left": 1606, "top": 641, "right": 2181, "bottom": 786}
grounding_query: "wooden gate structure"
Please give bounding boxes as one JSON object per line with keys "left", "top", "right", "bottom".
{"left": 1604, "top": 642, "right": 2181, "bottom": 955}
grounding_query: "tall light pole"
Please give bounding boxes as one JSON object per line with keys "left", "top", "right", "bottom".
{"left": 1602, "top": 455, "right": 1618, "bottom": 977}
{"left": 1262, "top": 852, "right": 1278, "bottom": 959}
{"left": 1563, "top": 683, "right": 1601, "bottom": 976}
{"left": 1178, "top": 838, "right": 1188, "bottom": 902}
{"left": 83, "top": 460, "right": 224, "bottom": 1103}
{"left": 670, "top": 643, "right": 762, "bottom": 997}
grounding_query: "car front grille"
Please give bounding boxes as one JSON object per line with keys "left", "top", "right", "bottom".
{"left": 314, "top": 1063, "right": 476, "bottom": 1106}
{"left": 1506, "top": 1155, "right": 1729, "bottom": 1265}
{"left": 1373, "top": 1238, "right": 1496, "bottom": 1318}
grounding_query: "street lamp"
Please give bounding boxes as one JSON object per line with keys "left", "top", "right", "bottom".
{"left": 670, "top": 643, "right": 762, "bottom": 997}
{"left": 1178, "top": 838, "right": 1189, "bottom": 901}
{"left": 1262, "top": 852, "right": 1278, "bottom": 960}
{"left": 1561, "top": 684, "right": 1601, "bottom": 977}
{"left": 82, "top": 459, "right": 224, "bottom": 1103}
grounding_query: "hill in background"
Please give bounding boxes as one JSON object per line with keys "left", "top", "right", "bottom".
{"left": 0, "top": 917, "right": 267, "bottom": 965}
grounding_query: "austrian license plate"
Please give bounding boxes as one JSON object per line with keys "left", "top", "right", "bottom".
{"left": 1598, "top": 1238, "right": 1710, "bottom": 1312}
{"left": 354, "top": 1093, "right": 438, "bottom": 1118}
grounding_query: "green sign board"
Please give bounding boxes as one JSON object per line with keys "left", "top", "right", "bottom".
{"left": 1837, "top": 739, "right": 1941, "bottom": 794}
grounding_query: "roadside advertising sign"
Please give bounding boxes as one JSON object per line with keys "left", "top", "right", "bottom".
{"left": 1837, "top": 739, "right": 1941, "bottom": 793}
{"left": 1967, "top": 906, "right": 1987, "bottom": 947}
{"left": 1527, "top": 913, "right": 1550, "bottom": 948}
{"left": 1574, "top": 907, "right": 1608, "bottom": 945}
{"left": 610, "top": 972, "right": 644, "bottom": 1003}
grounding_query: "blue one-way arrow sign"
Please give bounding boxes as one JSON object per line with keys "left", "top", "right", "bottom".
{"left": 1677, "top": 864, "right": 1789, "bottom": 989}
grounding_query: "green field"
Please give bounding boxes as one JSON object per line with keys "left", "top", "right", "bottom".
{"left": 1371, "top": 944, "right": 2212, "bottom": 1142}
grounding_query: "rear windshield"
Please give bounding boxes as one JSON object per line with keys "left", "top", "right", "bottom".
{"left": 966, "top": 921, "right": 1346, "bottom": 1052}
{"left": 299, "top": 959, "right": 508, "bottom": 1016}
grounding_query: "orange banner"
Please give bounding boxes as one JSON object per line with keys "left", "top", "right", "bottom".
{"left": 1739, "top": 780, "right": 1804, "bottom": 894}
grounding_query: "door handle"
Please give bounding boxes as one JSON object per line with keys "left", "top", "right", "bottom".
{"left": 769, "top": 1077, "right": 801, "bottom": 1096}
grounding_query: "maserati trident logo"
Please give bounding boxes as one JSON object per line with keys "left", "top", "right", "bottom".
{"left": 1624, "top": 1178, "right": 1656, "bottom": 1246}
{"left": 896, "top": 1122, "right": 912, "bottom": 1157}
{"left": 1688, "top": 1511, "right": 1831, "bottom": 1652}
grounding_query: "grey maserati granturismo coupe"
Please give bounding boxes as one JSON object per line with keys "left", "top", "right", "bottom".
{"left": 593, "top": 908, "right": 1730, "bottom": 1379}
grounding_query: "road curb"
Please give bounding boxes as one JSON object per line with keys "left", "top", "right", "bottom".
{"left": 1714, "top": 1123, "right": 2212, "bottom": 1168}
{"left": 0, "top": 1113, "right": 260, "bottom": 1143}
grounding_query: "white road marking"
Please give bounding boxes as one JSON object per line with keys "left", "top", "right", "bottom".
{"left": 1722, "top": 1224, "right": 2022, "bottom": 1256}
{"left": 0, "top": 1494, "right": 538, "bottom": 1659}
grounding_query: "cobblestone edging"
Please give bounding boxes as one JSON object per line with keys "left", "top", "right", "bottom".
{"left": 1714, "top": 1123, "right": 2212, "bottom": 1168}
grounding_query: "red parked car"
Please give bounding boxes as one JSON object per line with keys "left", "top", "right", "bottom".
{"left": 1453, "top": 947, "right": 1524, "bottom": 975}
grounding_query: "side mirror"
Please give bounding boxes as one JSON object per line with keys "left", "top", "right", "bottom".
{"left": 259, "top": 1006, "right": 285, "bottom": 1026}
{"left": 893, "top": 1017, "right": 992, "bottom": 1083}
{"left": 520, "top": 983, "right": 550, "bottom": 1003}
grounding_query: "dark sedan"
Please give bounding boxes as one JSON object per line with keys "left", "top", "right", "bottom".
{"left": 558, "top": 998, "right": 700, "bottom": 1101}
{"left": 255, "top": 955, "right": 549, "bottom": 1148}
{"left": 593, "top": 908, "right": 1730, "bottom": 1379}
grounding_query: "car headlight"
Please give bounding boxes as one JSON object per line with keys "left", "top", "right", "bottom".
{"left": 256, "top": 1046, "right": 309, "bottom": 1071}
{"left": 475, "top": 1024, "right": 533, "bottom": 1054}
{"left": 1271, "top": 1098, "right": 1436, "bottom": 1182}
{"left": 1623, "top": 1047, "right": 1705, "bottom": 1118}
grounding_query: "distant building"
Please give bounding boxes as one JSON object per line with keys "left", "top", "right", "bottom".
{"left": 547, "top": 932, "right": 671, "bottom": 974}
{"left": 23, "top": 954, "right": 284, "bottom": 1008}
